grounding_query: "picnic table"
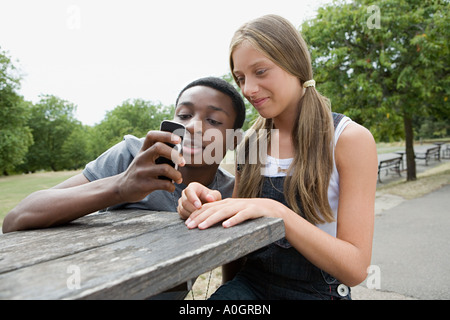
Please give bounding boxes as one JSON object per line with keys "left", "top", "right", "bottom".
{"left": 0, "top": 209, "right": 284, "bottom": 300}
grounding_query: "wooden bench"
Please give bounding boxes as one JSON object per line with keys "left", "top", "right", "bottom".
{"left": 0, "top": 209, "right": 284, "bottom": 299}
{"left": 440, "top": 144, "right": 450, "bottom": 159}
{"left": 415, "top": 145, "right": 441, "bottom": 166}
{"left": 377, "top": 153, "right": 402, "bottom": 183}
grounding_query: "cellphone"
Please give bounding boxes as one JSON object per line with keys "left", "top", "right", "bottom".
{"left": 155, "top": 120, "right": 186, "bottom": 181}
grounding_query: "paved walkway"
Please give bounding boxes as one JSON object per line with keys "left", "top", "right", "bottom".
{"left": 352, "top": 183, "right": 450, "bottom": 300}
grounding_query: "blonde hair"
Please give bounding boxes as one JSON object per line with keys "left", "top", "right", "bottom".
{"left": 231, "top": 15, "right": 335, "bottom": 224}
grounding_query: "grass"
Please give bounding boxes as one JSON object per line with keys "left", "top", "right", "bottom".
{"left": 377, "top": 161, "right": 450, "bottom": 199}
{"left": 0, "top": 170, "right": 82, "bottom": 227}
{"left": 185, "top": 267, "right": 223, "bottom": 300}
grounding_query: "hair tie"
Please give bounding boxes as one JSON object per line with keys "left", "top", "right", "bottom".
{"left": 303, "top": 80, "right": 316, "bottom": 88}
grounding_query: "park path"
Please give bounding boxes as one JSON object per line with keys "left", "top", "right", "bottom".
{"left": 353, "top": 183, "right": 450, "bottom": 300}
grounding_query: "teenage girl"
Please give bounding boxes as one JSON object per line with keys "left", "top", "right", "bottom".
{"left": 178, "top": 15, "right": 378, "bottom": 300}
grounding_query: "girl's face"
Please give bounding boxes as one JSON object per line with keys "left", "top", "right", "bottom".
{"left": 232, "top": 41, "right": 303, "bottom": 120}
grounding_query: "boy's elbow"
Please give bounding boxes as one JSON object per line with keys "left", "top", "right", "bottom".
{"left": 2, "top": 206, "right": 45, "bottom": 233}
{"left": 2, "top": 190, "right": 55, "bottom": 233}
{"left": 2, "top": 209, "right": 22, "bottom": 233}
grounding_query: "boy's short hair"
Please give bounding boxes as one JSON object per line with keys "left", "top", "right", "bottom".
{"left": 175, "top": 77, "right": 246, "bottom": 129}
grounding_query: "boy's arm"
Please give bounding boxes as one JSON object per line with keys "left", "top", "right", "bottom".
{"left": 2, "top": 173, "right": 123, "bottom": 233}
{"left": 2, "top": 131, "right": 185, "bottom": 233}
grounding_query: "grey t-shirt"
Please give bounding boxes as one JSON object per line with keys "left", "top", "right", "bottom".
{"left": 83, "top": 135, "right": 235, "bottom": 212}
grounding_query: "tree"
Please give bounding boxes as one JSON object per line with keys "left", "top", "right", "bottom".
{"left": 59, "top": 124, "right": 92, "bottom": 170}
{"left": 302, "top": 0, "right": 449, "bottom": 181}
{"left": 0, "top": 48, "right": 33, "bottom": 175}
{"left": 89, "top": 99, "right": 174, "bottom": 157}
{"left": 20, "top": 95, "right": 79, "bottom": 172}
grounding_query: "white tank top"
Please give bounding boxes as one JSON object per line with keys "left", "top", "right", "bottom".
{"left": 262, "top": 116, "right": 353, "bottom": 237}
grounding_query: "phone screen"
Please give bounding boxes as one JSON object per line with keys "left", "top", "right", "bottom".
{"left": 155, "top": 120, "right": 186, "bottom": 180}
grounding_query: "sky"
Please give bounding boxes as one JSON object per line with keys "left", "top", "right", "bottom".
{"left": 1, "top": 0, "right": 332, "bottom": 126}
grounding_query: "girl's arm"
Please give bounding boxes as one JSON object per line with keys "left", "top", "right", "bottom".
{"left": 185, "top": 123, "right": 378, "bottom": 287}
{"left": 282, "top": 123, "right": 377, "bottom": 286}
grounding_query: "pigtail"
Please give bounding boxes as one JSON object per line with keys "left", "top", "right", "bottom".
{"left": 286, "top": 86, "right": 334, "bottom": 224}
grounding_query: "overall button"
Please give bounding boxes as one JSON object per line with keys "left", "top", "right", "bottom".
{"left": 337, "top": 284, "right": 349, "bottom": 297}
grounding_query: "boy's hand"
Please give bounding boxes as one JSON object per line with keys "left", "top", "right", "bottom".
{"left": 177, "top": 182, "right": 221, "bottom": 220}
{"left": 117, "top": 130, "right": 185, "bottom": 203}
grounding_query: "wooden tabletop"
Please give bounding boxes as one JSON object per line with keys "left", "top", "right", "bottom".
{"left": 0, "top": 209, "right": 284, "bottom": 300}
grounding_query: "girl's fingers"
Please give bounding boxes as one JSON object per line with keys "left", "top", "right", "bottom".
{"left": 184, "top": 185, "right": 203, "bottom": 209}
{"left": 186, "top": 208, "right": 214, "bottom": 229}
{"left": 187, "top": 200, "right": 251, "bottom": 230}
{"left": 223, "top": 208, "right": 253, "bottom": 228}
{"left": 185, "top": 198, "right": 275, "bottom": 229}
{"left": 178, "top": 192, "right": 198, "bottom": 217}
{"left": 186, "top": 203, "right": 230, "bottom": 229}
{"left": 198, "top": 208, "right": 232, "bottom": 229}
{"left": 177, "top": 199, "right": 193, "bottom": 220}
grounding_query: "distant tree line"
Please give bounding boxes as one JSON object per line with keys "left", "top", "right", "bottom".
{"left": 14, "top": 95, "right": 174, "bottom": 174}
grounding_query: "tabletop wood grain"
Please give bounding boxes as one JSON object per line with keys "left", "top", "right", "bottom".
{"left": 0, "top": 209, "right": 285, "bottom": 299}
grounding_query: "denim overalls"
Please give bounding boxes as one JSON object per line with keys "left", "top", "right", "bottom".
{"left": 210, "top": 176, "right": 351, "bottom": 300}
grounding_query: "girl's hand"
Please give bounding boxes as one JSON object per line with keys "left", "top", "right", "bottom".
{"left": 185, "top": 198, "right": 284, "bottom": 230}
{"left": 177, "top": 182, "right": 222, "bottom": 220}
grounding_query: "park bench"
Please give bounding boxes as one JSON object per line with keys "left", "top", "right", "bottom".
{"left": 0, "top": 209, "right": 284, "bottom": 299}
{"left": 435, "top": 142, "right": 450, "bottom": 160}
{"left": 443, "top": 144, "right": 450, "bottom": 159}
{"left": 377, "top": 153, "right": 402, "bottom": 183}
{"left": 415, "top": 145, "right": 441, "bottom": 166}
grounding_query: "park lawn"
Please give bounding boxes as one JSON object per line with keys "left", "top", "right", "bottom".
{"left": 0, "top": 170, "right": 81, "bottom": 227}
{"left": 377, "top": 161, "right": 450, "bottom": 199}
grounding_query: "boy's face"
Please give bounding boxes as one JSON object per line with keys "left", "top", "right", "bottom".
{"left": 173, "top": 86, "right": 237, "bottom": 167}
